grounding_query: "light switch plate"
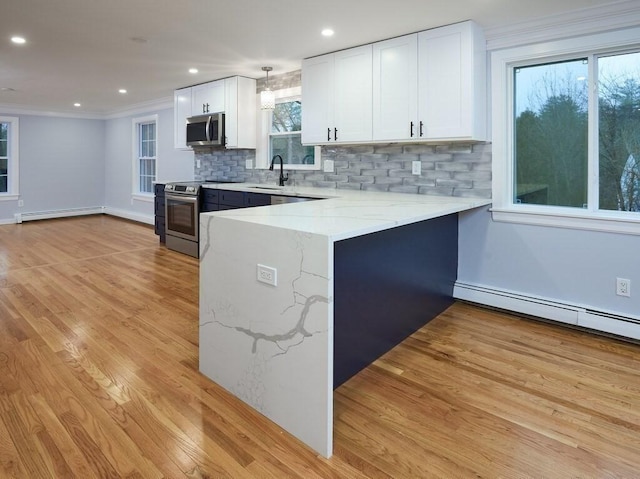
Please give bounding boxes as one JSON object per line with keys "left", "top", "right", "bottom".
{"left": 412, "top": 160, "right": 421, "bottom": 175}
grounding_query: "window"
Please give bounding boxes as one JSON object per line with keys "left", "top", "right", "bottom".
{"left": 0, "top": 116, "right": 19, "bottom": 199}
{"left": 492, "top": 27, "right": 640, "bottom": 234}
{"left": 133, "top": 115, "right": 157, "bottom": 195}
{"left": 270, "top": 100, "right": 316, "bottom": 167}
{"left": 256, "top": 87, "right": 321, "bottom": 170}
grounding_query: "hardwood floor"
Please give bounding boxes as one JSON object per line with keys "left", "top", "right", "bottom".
{"left": 1, "top": 215, "right": 639, "bottom": 478}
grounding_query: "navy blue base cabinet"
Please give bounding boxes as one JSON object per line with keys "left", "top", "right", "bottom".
{"left": 333, "top": 214, "right": 458, "bottom": 388}
{"left": 154, "top": 183, "right": 166, "bottom": 244}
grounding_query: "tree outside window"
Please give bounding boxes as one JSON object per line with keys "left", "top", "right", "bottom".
{"left": 270, "top": 100, "right": 315, "bottom": 166}
{"left": 513, "top": 52, "right": 640, "bottom": 213}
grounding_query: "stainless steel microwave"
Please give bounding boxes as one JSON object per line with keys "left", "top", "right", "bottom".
{"left": 186, "top": 112, "right": 225, "bottom": 147}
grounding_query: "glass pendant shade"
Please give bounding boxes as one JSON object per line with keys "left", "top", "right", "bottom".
{"left": 261, "top": 88, "right": 275, "bottom": 110}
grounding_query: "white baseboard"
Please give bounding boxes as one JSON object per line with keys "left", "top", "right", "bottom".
{"left": 454, "top": 281, "right": 640, "bottom": 341}
{"left": 103, "top": 207, "right": 154, "bottom": 225}
{"left": 15, "top": 206, "right": 105, "bottom": 223}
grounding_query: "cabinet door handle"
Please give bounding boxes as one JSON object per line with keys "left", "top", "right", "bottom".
{"left": 419, "top": 121, "right": 424, "bottom": 137}
{"left": 410, "top": 121, "right": 414, "bottom": 137}
{"left": 206, "top": 103, "right": 210, "bottom": 113}
{"left": 327, "top": 128, "right": 331, "bottom": 142}
{"left": 334, "top": 128, "right": 338, "bottom": 141}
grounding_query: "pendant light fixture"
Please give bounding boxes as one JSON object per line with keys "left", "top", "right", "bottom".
{"left": 260, "top": 66, "right": 275, "bottom": 110}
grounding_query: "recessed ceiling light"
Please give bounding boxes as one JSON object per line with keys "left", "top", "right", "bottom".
{"left": 118, "top": 89, "right": 127, "bottom": 94}
{"left": 74, "top": 103, "right": 81, "bottom": 107}
{"left": 189, "top": 68, "right": 199, "bottom": 74}
{"left": 321, "top": 28, "right": 334, "bottom": 37}
{"left": 11, "top": 36, "right": 26, "bottom": 44}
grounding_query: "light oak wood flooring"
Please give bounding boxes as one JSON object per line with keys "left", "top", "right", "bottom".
{"left": 1, "top": 215, "right": 639, "bottom": 478}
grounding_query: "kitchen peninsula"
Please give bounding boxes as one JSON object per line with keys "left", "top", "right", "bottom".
{"left": 199, "top": 184, "right": 490, "bottom": 457}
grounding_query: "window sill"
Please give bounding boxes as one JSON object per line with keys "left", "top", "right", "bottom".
{"left": 0, "top": 194, "right": 20, "bottom": 202}
{"left": 491, "top": 207, "right": 640, "bottom": 235}
{"left": 132, "top": 193, "right": 154, "bottom": 203}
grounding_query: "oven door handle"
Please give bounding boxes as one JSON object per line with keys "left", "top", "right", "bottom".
{"left": 165, "top": 193, "right": 199, "bottom": 204}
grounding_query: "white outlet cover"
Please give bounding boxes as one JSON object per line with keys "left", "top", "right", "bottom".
{"left": 257, "top": 264, "right": 277, "bottom": 286}
{"left": 412, "top": 160, "right": 421, "bottom": 175}
{"left": 245, "top": 159, "right": 253, "bottom": 169}
{"left": 323, "top": 159, "right": 334, "bottom": 173}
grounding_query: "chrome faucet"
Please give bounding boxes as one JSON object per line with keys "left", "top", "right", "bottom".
{"left": 269, "top": 154, "right": 289, "bottom": 186}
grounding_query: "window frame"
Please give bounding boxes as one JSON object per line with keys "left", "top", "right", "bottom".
{"left": 0, "top": 116, "right": 20, "bottom": 201}
{"left": 131, "top": 114, "right": 158, "bottom": 200}
{"left": 255, "top": 87, "right": 321, "bottom": 171}
{"left": 491, "top": 26, "right": 640, "bottom": 235}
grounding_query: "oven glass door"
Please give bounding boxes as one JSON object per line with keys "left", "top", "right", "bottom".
{"left": 165, "top": 193, "right": 199, "bottom": 241}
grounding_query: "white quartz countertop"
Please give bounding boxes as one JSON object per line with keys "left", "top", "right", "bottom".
{"left": 201, "top": 183, "right": 491, "bottom": 242}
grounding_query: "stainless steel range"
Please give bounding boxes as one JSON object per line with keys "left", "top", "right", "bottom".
{"left": 164, "top": 180, "right": 241, "bottom": 257}
{"left": 164, "top": 181, "right": 203, "bottom": 258}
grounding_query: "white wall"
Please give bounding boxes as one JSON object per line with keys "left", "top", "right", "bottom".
{"left": 103, "top": 106, "right": 194, "bottom": 223}
{"left": 458, "top": 207, "right": 640, "bottom": 320}
{"left": 0, "top": 114, "right": 105, "bottom": 222}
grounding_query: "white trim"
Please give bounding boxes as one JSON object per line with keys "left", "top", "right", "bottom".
{"left": 104, "top": 207, "right": 154, "bottom": 225}
{"left": 132, "top": 114, "right": 158, "bottom": 196}
{"left": 14, "top": 206, "right": 105, "bottom": 223}
{"left": 491, "top": 26, "right": 640, "bottom": 235}
{"left": 491, "top": 208, "right": 640, "bottom": 235}
{"left": 0, "top": 116, "right": 19, "bottom": 197}
{"left": 485, "top": 0, "right": 640, "bottom": 51}
{"left": 0, "top": 195, "right": 20, "bottom": 202}
{"left": 454, "top": 281, "right": 640, "bottom": 340}
{"left": 0, "top": 96, "right": 172, "bottom": 120}
{"left": 131, "top": 193, "right": 154, "bottom": 203}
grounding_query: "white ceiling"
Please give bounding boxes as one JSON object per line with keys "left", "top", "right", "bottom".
{"left": 0, "top": 0, "right": 622, "bottom": 116}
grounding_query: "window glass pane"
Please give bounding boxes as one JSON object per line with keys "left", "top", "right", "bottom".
{"left": 0, "top": 123, "right": 7, "bottom": 141}
{"left": 270, "top": 133, "right": 314, "bottom": 165}
{"left": 513, "top": 59, "right": 588, "bottom": 207}
{"left": 598, "top": 51, "right": 640, "bottom": 212}
{"left": 0, "top": 176, "right": 6, "bottom": 193}
{"left": 0, "top": 140, "right": 6, "bottom": 158}
{"left": 0, "top": 158, "right": 7, "bottom": 175}
{"left": 271, "top": 101, "right": 302, "bottom": 133}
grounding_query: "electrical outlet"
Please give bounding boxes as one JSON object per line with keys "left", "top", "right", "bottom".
{"left": 323, "top": 159, "right": 334, "bottom": 173}
{"left": 196, "top": 159, "right": 201, "bottom": 169}
{"left": 616, "top": 278, "right": 631, "bottom": 297}
{"left": 412, "top": 160, "right": 421, "bottom": 175}
{"left": 245, "top": 159, "right": 253, "bottom": 170}
{"left": 257, "top": 264, "right": 277, "bottom": 286}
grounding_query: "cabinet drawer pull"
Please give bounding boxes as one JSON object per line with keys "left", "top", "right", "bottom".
{"left": 334, "top": 128, "right": 338, "bottom": 141}
{"left": 327, "top": 128, "right": 331, "bottom": 142}
{"left": 419, "top": 121, "right": 424, "bottom": 137}
{"left": 410, "top": 121, "right": 414, "bottom": 137}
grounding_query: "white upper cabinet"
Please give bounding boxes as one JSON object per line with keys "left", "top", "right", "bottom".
{"left": 224, "top": 76, "right": 256, "bottom": 149}
{"left": 372, "top": 34, "right": 419, "bottom": 141}
{"left": 302, "top": 45, "right": 372, "bottom": 144}
{"left": 174, "top": 87, "right": 192, "bottom": 149}
{"left": 173, "top": 76, "right": 256, "bottom": 150}
{"left": 192, "top": 80, "right": 225, "bottom": 115}
{"left": 417, "top": 21, "right": 486, "bottom": 141}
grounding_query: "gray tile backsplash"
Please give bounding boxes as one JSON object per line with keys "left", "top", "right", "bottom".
{"left": 194, "top": 69, "right": 492, "bottom": 199}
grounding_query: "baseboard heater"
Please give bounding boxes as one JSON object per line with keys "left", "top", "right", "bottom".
{"left": 454, "top": 281, "right": 640, "bottom": 341}
{"left": 14, "top": 206, "right": 105, "bottom": 223}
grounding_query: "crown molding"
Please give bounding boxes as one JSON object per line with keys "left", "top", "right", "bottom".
{"left": 103, "top": 96, "right": 173, "bottom": 120}
{"left": 485, "top": 0, "right": 640, "bottom": 51}
{"left": 0, "top": 96, "right": 173, "bottom": 121}
{"left": 0, "top": 103, "right": 105, "bottom": 120}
